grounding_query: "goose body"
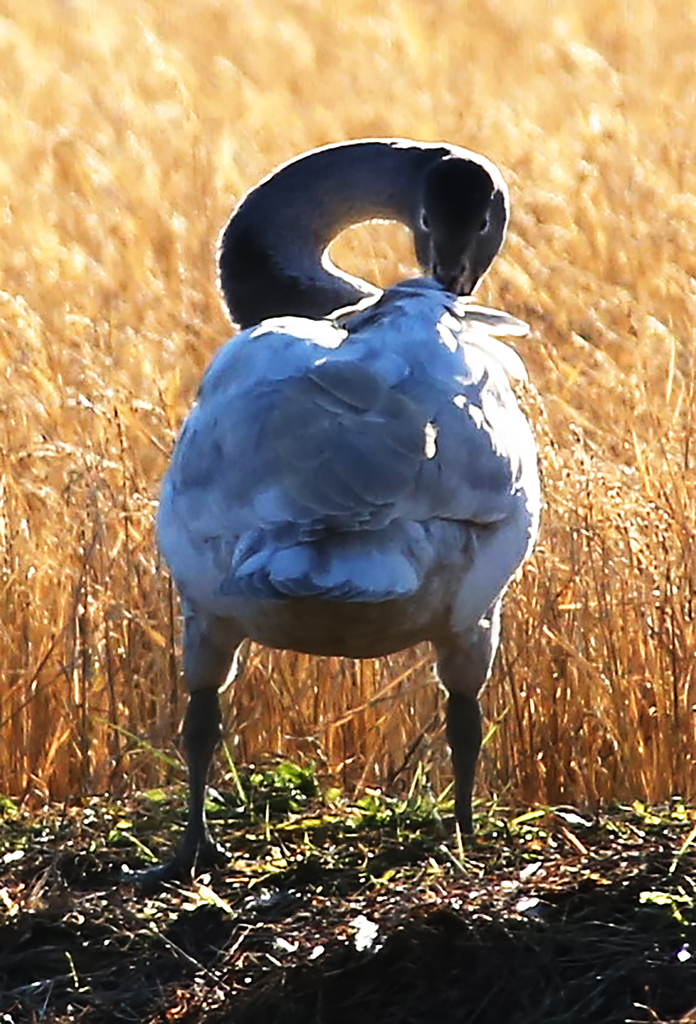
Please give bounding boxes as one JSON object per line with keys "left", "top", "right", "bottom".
{"left": 145, "top": 140, "right": 540, "bottom": 885}
{"left": 159, "top": 281, "right": 537, "bottom": 652}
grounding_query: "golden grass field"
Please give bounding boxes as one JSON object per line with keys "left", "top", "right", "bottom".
{"left": 0, "top": 0, "right": 694, "bottom": 816}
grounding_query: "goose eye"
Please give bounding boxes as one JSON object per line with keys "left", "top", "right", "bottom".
{"left": 478, "top": 215, "right": 489, "bottom": 233}
{"left": 419, "top": 210, "right": 430, "bottom": 231}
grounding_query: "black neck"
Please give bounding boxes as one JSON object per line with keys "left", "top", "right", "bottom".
{"left": 218, "top": 139, "right": 459, "bottom": 328}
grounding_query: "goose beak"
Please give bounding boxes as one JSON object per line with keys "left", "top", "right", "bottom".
{"left": 433, "top": 260, "right": 478, "bottom": 297}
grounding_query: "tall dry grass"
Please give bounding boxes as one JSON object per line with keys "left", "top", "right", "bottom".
{"left": 0, "top": 0, "right": 694, "bottom": 812}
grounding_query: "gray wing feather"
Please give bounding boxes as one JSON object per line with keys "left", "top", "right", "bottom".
{"left": 271, "top": 363, "right": 425, "bottom": 509}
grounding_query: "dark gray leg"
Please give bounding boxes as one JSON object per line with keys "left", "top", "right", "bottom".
{"left": 436, "top": 603, "right": 501, "bottom": 834}
{"left": 176, "top": 687, "right": 227, "bottom": 870}
{"left": 133, "top": 610, "right": 244, "bottom": 888}
{"left": 444, "top": 690, "right": 482, "bottom": 834}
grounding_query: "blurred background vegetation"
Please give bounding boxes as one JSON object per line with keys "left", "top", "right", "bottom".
{"left": 0, "top": 0, "right": 694, "bottom": 816}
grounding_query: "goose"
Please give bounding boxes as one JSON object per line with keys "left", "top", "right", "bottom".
{"left": 147, "top": 139, "right": 540, "bottom": 885}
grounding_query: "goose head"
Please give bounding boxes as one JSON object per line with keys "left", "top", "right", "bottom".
{"left": 413, "top": 154, "right": 509, "bottom": 296}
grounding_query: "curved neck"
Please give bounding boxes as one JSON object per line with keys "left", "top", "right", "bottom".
{"left": 218, "top": 139, "right": 457, "bottom": 328}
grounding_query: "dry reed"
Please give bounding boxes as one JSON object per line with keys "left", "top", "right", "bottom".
{"left": 0, "top": 0, "right": 694, "bottom": 812}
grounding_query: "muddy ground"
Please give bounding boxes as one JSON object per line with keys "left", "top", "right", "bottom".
{"left": 1, "top": 772, "right": 695, "bottom": 1023}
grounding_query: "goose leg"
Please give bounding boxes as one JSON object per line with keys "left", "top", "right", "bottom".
{"left": 436, "top": 602, "right": 501, "bottom": 834}
{"left": 177, "top": 687, "right": 227, "bottom": 870}
{"left": 133, "top": 610, "right": 244, "bottom": 888}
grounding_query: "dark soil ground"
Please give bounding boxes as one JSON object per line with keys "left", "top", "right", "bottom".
{"left": 1, "top": 768, "right": 695, "bottom": 1023}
